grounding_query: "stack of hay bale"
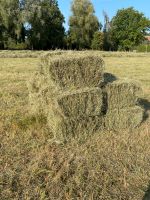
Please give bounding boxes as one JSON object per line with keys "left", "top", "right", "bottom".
{"left": 105, "top": 80, "right": 144, "bottom": 130}
{"left": 28, "top": 52, "right": 144, "bottom": 140}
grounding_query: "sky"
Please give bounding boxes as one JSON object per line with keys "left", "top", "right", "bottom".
{"left": 57, "top": 0, "right": 150, "bottom": 31}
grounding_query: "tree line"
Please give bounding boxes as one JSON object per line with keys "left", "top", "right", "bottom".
{"left": 0, "top": 0, "right": 150, "bottom": 51}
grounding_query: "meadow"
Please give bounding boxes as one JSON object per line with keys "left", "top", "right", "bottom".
{"left": 0, "top": 51, "right": 150, "bottom": 199}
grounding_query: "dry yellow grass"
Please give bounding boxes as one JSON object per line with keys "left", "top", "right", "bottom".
{"left": 0, "top": 51, "right": 150, "bottom": 199}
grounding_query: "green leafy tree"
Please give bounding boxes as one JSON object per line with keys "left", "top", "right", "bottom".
{"left": 0, "top": 13, "right": 5, "bottom": 48}
{"left": 24, "top": 0, "right": 65, "bottom": 50}
{"left": 110, "top": 7, "right": 150, "bottom": 51}
{"left": 0, "top": 0, "right": 25, "bottom": 49}
{"left": 69, "top": 0, "right": 101, "bottom": 49}
{"left": 91, "top": 31, "right": 104, "bottom": 50}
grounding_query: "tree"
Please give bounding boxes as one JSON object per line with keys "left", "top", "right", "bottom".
{"left": 24, "top": 0, "right": 65, "bottom": 50}
{"left": 91, "top": 31, "right": 104, "bottom": 50}
{"left": 0, "top": 0, "right": 25, "bottom": 49}
{"left": 110, "top": 7, "right": 150, "bottom": 51}
{"left": 103, "top": 11, "right": 113, "bottom": 51}
{"left": 69, "top": 0, "right": 101, "bottom": 49}
{"left": 0, "top": 13, "right": 5, "bottom": 49}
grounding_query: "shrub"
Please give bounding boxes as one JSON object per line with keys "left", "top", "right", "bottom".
{"left": 6, "top": 38, "right": 28, "bottom": 50}
{"left": 136, "top": 44, "right": 150, "bottom": 52}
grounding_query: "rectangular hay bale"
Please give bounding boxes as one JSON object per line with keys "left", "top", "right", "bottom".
{"left": 47, "top": 105, "right": 104, "bottom": 141}
{"left": 105, "top": 80, "right": 142, "bottom": 110}
{"left": 47, "top": 87, "right": 105, "bottom": 118}
{"left": 40, "top": 53, "right": 105, "bottom": 91}
{"left": 105, "top": 106, "right": 144, "bottom": 131}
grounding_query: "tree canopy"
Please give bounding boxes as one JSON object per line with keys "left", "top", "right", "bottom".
{"left": 110, "top": 7, "right": 150, "bottom": 51}
{"left": 69, "top": 0, "right": 101, "bottom": 49}
{"left": 0, "top": 1, "right": 150, "bottom": 50}
{"left": 0, "top": 0, "right": 25, "bottom": 48}
{"left": 24, "top": 0, "right": 65, "bottom": 50}
{"left": 0, "top": 0, "right": 65, "bottom": 50}
{"left": 91, "top": 31, "right": 104, "bottom": 50}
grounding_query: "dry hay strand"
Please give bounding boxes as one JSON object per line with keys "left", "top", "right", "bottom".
{"left": 45, "top": 87, "right": 105, "bottom": 118}
{"left": 105, "top": 80, "right": 143, "bottom": 110}
{"left": 40, "top": 53, "right": 105, "bottom": 91}
{"left": 105, "top": 106, "right": 144, "bottom": 131}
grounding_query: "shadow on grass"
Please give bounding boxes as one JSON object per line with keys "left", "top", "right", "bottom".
{"left": 143, "top": 183, "right": 150, "bottom": 200}
{"left": 103, "top": 73, "right": 117, "bottom": 84}
{"left": 138, "top": 98, "right": 150, "bottom": 121}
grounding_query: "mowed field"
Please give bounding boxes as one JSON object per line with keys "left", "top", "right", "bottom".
{"left": 0, "top": 52, "right": 150, "bottom": 199}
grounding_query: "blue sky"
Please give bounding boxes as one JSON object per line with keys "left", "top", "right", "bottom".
{"left": 57, "top": 0, "right": 150, "bottom": 31}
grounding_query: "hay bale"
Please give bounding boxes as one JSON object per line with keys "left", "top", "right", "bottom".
{"left": 28, "top": 52, "right": 145, "bottom": 136}
{"left": 47, "top": 106, "right": 104, "bottom": 140}
{"left": 40, "top": 53, "right": 105, "bottom": 91}
{"left": 105, "top": 80, "right": 143, "bottom": 110}
{"left": 105, "top": 106, "right": 144, "bottom": 130}
{"left": 46, "top": 87, "right": 104, "bottom": 118}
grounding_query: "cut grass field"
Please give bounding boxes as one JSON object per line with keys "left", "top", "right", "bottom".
{"left": 0, "top": 51, "right": 150, "bottom": 199}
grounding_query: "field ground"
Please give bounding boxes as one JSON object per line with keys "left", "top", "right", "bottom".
{"left": 0, "top": 52, "right": 150, "bottom": 199}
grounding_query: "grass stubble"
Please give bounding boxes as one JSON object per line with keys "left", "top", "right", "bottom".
{"left": 0, "top": 51, "right": 150, "bottom": 200}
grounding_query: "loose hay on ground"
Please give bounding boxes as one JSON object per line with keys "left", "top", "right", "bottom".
{"left": 27, "top": 72, "right": 49, "bottom": 115}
